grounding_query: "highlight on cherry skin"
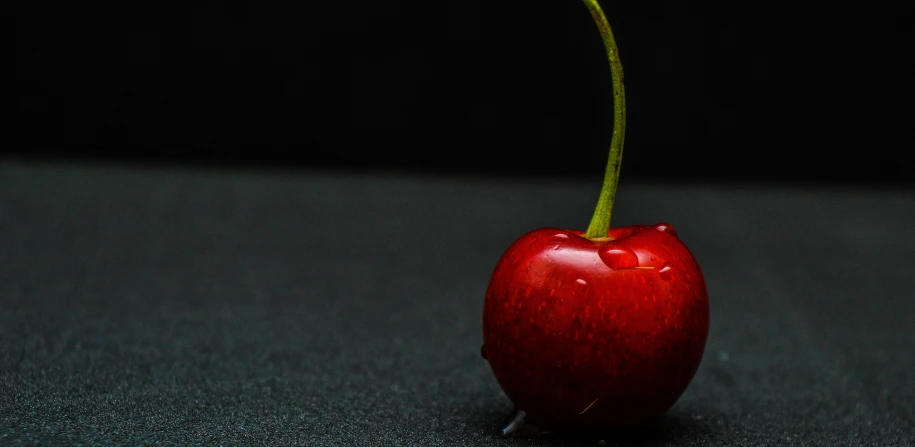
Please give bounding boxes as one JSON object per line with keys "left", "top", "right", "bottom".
{"left": 481, "top": 223, "right": 709, "bottom": 435}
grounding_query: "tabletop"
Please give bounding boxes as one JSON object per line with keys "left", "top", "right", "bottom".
{"left": 1, "top": 162, "right": 913, "bottom": 446}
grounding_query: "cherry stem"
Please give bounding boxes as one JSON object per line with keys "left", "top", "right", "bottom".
{"left": 582, "top": 0, "right": 626, "bottom": 239}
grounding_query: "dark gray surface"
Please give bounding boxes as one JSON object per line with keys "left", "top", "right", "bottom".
{"left": 1, "top": 162, "right": 913, "bottom": 446}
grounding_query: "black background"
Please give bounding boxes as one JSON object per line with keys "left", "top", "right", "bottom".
{"left": 14, "top": 1, "right": 915, "bottom": 183}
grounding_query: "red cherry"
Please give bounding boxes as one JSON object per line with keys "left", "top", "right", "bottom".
{"left": 482, "top": 226, "right": 709, "bottom": 432}
{"left": 481, "top": 0, "right": 710, "bottom": 434}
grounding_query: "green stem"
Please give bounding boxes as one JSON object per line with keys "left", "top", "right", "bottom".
{"left": 582, "top": 0, "right": 626, "bottom": 239}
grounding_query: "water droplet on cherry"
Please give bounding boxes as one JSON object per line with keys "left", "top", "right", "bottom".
{"left": 551, "top": 233, "right": 570, "bottom": 250}
{"left": 481, "top": 344, "right": 487, "bottom": 359}
{"left": 574, "top": 278, "right": 591, "bottom": 296}
{"left": 599, "top": 245, "right": 639, "bottom": 269}
{"left": 655, "top": 222, "right": 677, "bottom": 236}
{"left": 658, "top": 263, "right": 673, "bottom": 281}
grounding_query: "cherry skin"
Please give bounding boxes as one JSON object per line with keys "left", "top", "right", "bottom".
{"left": 482, "top": 223, "right": 709, "bottom": 433}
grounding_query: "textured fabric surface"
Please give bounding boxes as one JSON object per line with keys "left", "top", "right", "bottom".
{"left": 1, "top": 162, "right": 913, "bottom": 446}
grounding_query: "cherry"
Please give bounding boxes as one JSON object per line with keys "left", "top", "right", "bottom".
{"left": 481, "top": 0, "right": 709, "bottom": 434}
